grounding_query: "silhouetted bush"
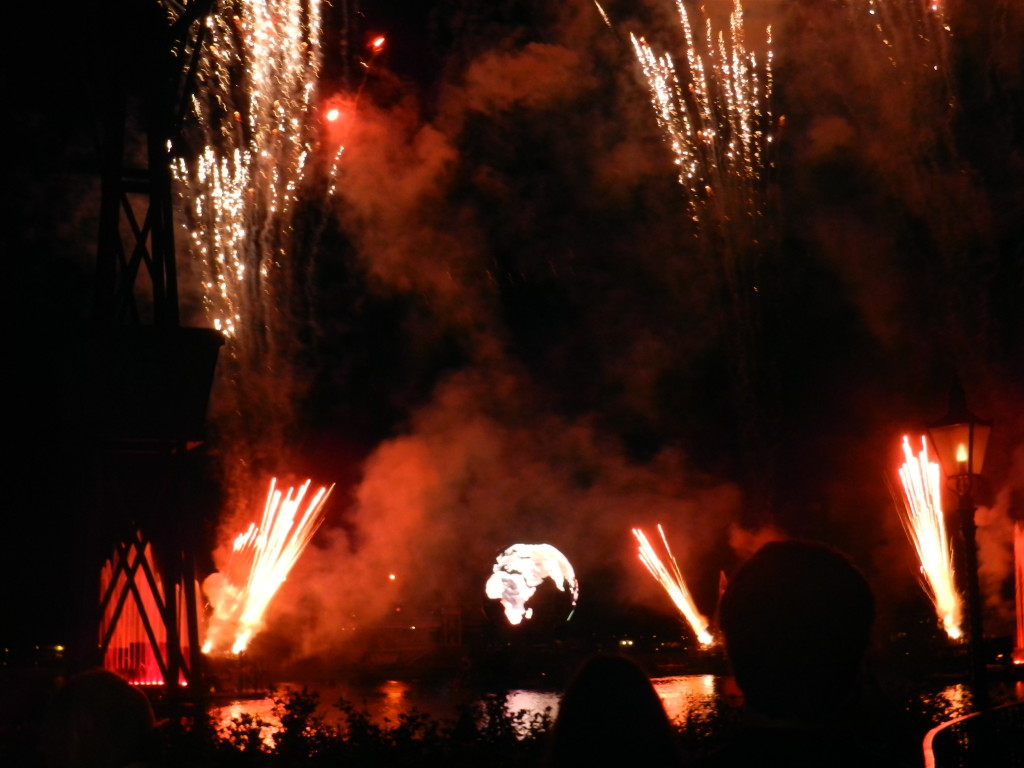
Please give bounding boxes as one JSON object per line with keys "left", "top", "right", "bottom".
{"left": 158, "top": 687, "right": 560, "bottom": 767}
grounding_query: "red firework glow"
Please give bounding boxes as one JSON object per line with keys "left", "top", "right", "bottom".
{"left": 203, "top": 478, "right": 333, "bottom": 655}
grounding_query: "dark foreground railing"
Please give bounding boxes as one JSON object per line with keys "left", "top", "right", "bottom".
{"left": 924, "top": 699, "right": 1024, "bottom": 768}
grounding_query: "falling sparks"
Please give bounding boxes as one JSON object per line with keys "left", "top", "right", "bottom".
{"left": 633, "top": 526, "right": 713, "bottom": 646}
{"left": 171, "top": 0, "right": 332, "bottom": 345}
{"left": 897, "top": 435, "right": 962, "bottom": 641}
{"left": 203, "top": 478, "right": 334, "bottom": 654}
{"left": 864, "top": 0, "right": 952, "bottom": 72}
{"left": 631, "top": 0, "right": 773, "bottom": 254}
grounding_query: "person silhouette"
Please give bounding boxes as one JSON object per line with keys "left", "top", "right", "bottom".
{"left": 543, "top": 653, "right": 683, "bottom": 768}
{"left": 39, "top": 668, "right": 160, "bottom": 768}
{"left": 689, "top": 539, "right": 915, "bottom": 767}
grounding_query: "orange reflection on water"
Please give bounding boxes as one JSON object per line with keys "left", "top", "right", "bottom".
{"left": 918, "top": 682, "right": 971, "bottom": 721}
{"left": 651, "top": 675, "right": 720, "bottom": 726}
{"left": 378, "top": 679, "right": 413, "bottom": 724}
{"left": 211, "top": 698, "right": 280, "bottom": 749}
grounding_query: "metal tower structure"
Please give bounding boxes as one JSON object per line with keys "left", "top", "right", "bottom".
{"left": 70, "top": 0, "right": 223, "bottom": 694}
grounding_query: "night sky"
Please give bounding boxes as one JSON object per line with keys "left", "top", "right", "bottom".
{"left": 5, "top": 0, "right": 1023, "bottom": 662}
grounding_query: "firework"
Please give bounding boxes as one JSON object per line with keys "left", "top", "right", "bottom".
{"left": 631, "top": 0, "right": 773, "bottom": 259}
{"left": 172, "top": 0, "right": 329, "bottom": 340}
{"left": 897, "top": 435, "right": 962, "bottom": 640}
{"left": 633, "top": 525, "right": 713, "bottom": 646}
{"left": 203, "top": 477, "right": 333, "bottom": 654}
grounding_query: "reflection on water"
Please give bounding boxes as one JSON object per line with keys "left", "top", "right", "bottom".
{"left": 211, "top": 698, "right": 281, "bottom": 748}
{"left": 918, "top": 682, "right": 972, "bottom": 722}
{"left": 209, "top": 675, "right": 1004, "bottom": 745}
{"left": 652, "top": 675, "right": 721, "bottom": 726}
{"left": 210, "top": 674, "right": 725, "bottom": 741}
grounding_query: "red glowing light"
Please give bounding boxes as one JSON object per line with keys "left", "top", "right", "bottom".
{"left": 325, "top": 107, "right": 341, "bottom": 122}
{"left": 369, "top": 36, "right": 386, "bottom": 52}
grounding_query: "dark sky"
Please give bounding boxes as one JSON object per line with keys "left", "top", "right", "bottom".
{"left": 6, "top": 0, "right": 1023, "bottom": 658}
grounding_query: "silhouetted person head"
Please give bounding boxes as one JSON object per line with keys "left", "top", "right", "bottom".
{"left": 544, "top": 653, "right": 681, "bottom": 767}
{"left": 719, "top": 539, "right": 875, "bottom": 725}
{"left": 39, "top": 669, "right": 158, "bottom": 768}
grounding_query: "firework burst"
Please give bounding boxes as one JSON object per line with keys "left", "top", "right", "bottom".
{"left": 203, "top": 477, "right": 333, "bottom": 654}
{"left": 896, "top": 434, "right": 962, "bottom": 640}
{"left": 633, "top": 525, "right": 714, "bottom": 646}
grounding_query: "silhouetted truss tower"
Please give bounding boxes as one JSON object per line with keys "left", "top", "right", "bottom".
{"left": 68, "top": 0, "right": 222, "bottom": 693}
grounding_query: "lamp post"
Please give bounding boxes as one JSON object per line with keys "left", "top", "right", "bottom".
{"left": 927, "top": 380, "right": 992, "bottom": 710}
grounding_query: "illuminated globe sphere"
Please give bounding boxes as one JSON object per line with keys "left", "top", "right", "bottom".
{"left": 484, "top": 543, "right": 579, "bottom": 629}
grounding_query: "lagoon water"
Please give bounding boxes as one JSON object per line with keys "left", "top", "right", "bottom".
{"left": 209, "top": 673, "right": 994, "bottom": 744}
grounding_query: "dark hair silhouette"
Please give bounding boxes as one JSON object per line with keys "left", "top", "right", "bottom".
{"left": 39, "top": 669, "right": 158, "bottom": 768}
{"left": 718, "top": 539, "right": 875, "bottom": 724}
{"left": 544, "top": 653, "right": 681, "bottom": 768}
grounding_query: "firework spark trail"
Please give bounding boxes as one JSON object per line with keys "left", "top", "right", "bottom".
{"left": 897, "top": 435, "right": 962, "bottom": 640}
{"left": 630, "top": 0, "right": 773, "bottom": 260}
{"left": 204, "top": 478, "right": 334, "bottom": 654}
{"left": 633, "top": 526, "right": 714, "bottom": 646}
{"left": 174, "top": 0, "right": 328, "bottom": 338}
{"left": 864, "top": 0, "right": 952, "bottom": 84}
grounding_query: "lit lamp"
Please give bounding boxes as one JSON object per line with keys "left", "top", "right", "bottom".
{"left": 927, "top": 380, "right": 991, "bottom": 710}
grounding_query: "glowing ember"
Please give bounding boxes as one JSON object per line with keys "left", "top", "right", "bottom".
{"left": 633, "top": 525, "right": 713, "bottom": 646}
{"left": 485, "top": 543, "right": 579, "bottom": 626}
{"left": 203, "top": 478, "right": 333, "bottom": 654}
{"left": 897, "top": 435, "right": 962, "bottom": 641}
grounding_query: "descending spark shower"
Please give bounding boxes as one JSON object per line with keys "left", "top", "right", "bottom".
{"left": 203, "top": 478, "right": 334, "bottom": 654}
{"left": 896, "top": 435, "right": 962, "bottom": 641}
{"left": 173, "top": 0, "right": 330, "bottom": 341}
{"left": 633, "top": 526, "right": 714, "bottom": 646}
{"left": 630, "top": 0, "right": 773, "bottom": 257}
